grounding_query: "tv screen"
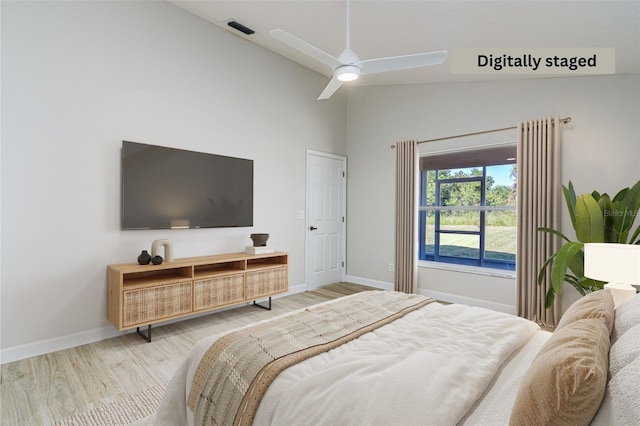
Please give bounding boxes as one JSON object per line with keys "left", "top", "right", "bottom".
{"left": 121, "top": 141, "right": 253, "bottom": 230}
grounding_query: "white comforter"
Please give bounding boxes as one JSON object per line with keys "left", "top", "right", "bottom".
{"left": 146, "top": 295, "right": 539, "bottom": 426}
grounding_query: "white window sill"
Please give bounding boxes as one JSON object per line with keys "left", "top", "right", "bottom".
{"left": 418, "top": 260, "right": 516, "bottom": 279}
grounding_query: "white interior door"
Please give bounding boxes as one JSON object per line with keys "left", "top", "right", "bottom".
{"left": 306, "top": 151, "right": 346, "bottom": 290}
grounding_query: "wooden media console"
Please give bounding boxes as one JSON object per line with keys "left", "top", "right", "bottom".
{"left": 107, "top": 251, "right": 288, "bottom": 341}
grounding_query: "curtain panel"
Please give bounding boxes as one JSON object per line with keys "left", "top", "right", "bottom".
{"left": 516, "top": 116, "right": 562, "bottom": 327}
{"left": 394, "top": 140, "right": 419, "bottom": 294}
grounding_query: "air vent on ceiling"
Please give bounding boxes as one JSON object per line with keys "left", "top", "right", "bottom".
{"left": 227, "top": 20, "right": 255, "bottom": 35}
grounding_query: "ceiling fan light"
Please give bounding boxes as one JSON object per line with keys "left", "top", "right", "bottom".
{"left": 336, "top": 65, "right": 360, "bottom": 82}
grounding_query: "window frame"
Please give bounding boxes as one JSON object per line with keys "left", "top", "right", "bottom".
{"left": 418, "top": 165, "right": 516, "bottom": 271}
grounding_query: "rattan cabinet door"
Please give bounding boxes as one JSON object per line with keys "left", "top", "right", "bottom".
{"left": 245, "top": 266, "right": 288, "bottom": 300}
{"left": 123, "top": 281, "right": 192, "bottom": 327}
{"left": 193, "top": 273, "right": 245, "bottom": 311}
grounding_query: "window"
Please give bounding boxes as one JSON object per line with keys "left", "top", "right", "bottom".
{"left": 418, "top": 146, "right": 517, "bottom": 271}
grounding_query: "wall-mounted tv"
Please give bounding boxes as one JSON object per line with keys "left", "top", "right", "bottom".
{"left": 121, "top": 141, "right": 253, "bottom": 230}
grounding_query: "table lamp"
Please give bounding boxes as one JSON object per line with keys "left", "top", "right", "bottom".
{"left": 584, "top": 243, "right": 640, "bottom": 308}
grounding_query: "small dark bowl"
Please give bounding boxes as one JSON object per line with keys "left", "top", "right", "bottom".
{"left": 151, "top": 255, "right": 164, "bottom": 265}
{"left": 250, "top": 233, "right": 269, "bottom": 247}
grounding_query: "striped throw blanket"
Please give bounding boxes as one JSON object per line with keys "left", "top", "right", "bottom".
{"left": 187, "top": 291, "right": 434, "bottom": 426}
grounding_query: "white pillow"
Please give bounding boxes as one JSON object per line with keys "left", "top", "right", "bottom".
{"left": 611, "top": 293, "right": 640, "bottom": 344}
{"left": 591, "top": 357, "right": 640, "bottom": 426}
{"left": 591, "top": 294, "right": 640, "bottom": 426}
{"left": 609, "top": 323, "right": 640, "bottom": 377}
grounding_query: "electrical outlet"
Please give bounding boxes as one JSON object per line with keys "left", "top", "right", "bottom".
{"left": 388, "top": 263, "right": 395, "bottom": 272}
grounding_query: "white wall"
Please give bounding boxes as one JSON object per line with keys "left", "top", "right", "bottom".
{"left": 345, "top": 74, "right": 640, "bottom": 313}
{"left": 0, "top": 0, "right": 347, "bottom": 361}
{"left": 3, "top": 1, "right": 639, "bottom": 363}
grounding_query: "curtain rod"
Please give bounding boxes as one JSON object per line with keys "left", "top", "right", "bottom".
{"left": 390, "top": 116, "right": 571, "bottom": 149}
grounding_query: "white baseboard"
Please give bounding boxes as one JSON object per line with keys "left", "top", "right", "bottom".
{"left": 286, "top": 283, "right": 307, "bottom": 295}
{"left": 418, "top": 288, "right": 516, "bottom": 315}
{"left": 343, "top": 275, "right": 393, "bottom": 291}
{"left": 1, "top": 282, "right": 310, "bottom": 365}
{"left": 343, "top": 275, "right": 515, "bottom": 315}
{"left": 1, "top": 326, "right": 123, "bottom": 365}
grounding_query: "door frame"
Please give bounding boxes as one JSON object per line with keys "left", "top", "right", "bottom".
{"left": 305, "top": 149, "right": 347, "bottom": 290}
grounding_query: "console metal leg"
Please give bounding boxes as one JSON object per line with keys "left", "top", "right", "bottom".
{"left": 253, "top": 297, "right": 272, "bottom": 310}
{"left": 136, "top": 324, "right": 152, "bottom": 342}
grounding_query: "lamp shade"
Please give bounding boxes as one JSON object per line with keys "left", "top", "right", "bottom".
{"left": 584, "top": 243, "right": 640, "bottom": 285}
{"left": 584, "top": 243, "right": 639, "bottom": 308}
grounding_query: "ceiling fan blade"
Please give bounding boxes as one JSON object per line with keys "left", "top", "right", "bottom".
{"left": 359, "top": 50, "right": 448, "bottom": 75}
{"left": 270, "top": 29, "right": 344, "bottom": 71}
{"left": 318, "top": 76, "right": 343, "bottom": 100}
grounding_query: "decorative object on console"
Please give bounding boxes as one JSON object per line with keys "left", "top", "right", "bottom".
{"left": 538, "top": 179, "right": 640, "bottom": 307}
{"left": 250, "top": 233, "right": 269, "bottom": 247}
{"left": 152, "top": 255, "right": 164, "bottom": 265}
{"left": 245, "top": 245, "right": 275, "bottom": 255}
{"left": 584, "top": 243, "right": 640, "bottom": 308}
{"left": 137, "top": 250, "right": 151, "bottom": 265}
{"left": 151, "top": 239, "right": 173, "bottom": 262}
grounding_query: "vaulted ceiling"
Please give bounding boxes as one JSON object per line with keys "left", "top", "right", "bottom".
{"left": 168, "top": 0, "right": 640, "bottom": 88}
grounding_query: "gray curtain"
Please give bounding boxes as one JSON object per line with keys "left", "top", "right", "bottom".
{"left": 516, "top": 116, "right": 562, "bottom": 327}
{"left": 394, "top": 140, "right": 419, "bottom": 294}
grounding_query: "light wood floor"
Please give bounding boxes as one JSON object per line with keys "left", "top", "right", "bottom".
{"left": 0, "top": 282, "right": 374, "bottom": 425}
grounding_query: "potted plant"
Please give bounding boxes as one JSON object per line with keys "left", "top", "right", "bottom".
{"left": 538, "top": 180, "right": 640, "bottom": 308}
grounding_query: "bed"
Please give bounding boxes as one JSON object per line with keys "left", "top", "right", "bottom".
{"left": 138, "top": 289, "right": 640, "bottom": 426}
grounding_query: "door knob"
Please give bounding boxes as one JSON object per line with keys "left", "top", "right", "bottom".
{"left": 309, "top": 226, "right": 318, "bottom": 231}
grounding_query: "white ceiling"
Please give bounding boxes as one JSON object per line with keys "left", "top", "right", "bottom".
{"left": 167, "top": 0, "right": 640, "bottom": 87}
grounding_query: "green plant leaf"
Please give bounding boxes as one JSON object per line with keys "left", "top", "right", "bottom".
{"left": 545, "top": 288, "right": 556, "bottom": 309}
{"left": 610, "top": 199, "right": 624, "bottom": 241}
{"left": 563, "top": 182, "right": 577, "bottom": 230}
{"left": 591, "top": 190, "right": 601, "bottom": 200}
{"left": 565, "top": 274, "right": 591, "bottom": 296}
{"left": 550, "top": 242, "right": 584, "bottom": 295}
{"left": 564, "top": 275, "right": 579, "bottom": 286}
{"left": 598, "top": 194, "right": 617, "bottom": 242}
{"left": 613, "top": 187, "right": 629, "bottom": 204}
{"left": 574, "top": 194, "right": 605, "bottom": 243}
{"left": 616, "top": 180, "right": 640, "bottom": 243}
{"left": 630, "top": 223, "right": 640, "bottom": 245}
{"left": 579, "top": 277, "right": 605, "bottom": 290}
{"left": 567, "top": 248, "right": 585, "bottom": 279}
{"left": 538, "top": 227, "right": 572, "bottom": 243}
{"left": 537, "top": 253, "right": 556, "bottom": 286}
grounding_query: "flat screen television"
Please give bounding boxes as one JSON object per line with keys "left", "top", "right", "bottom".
{"left": 121, "top": 141, "right": 253, "bottom": 230}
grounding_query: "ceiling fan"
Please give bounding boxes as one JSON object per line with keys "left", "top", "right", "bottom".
{"left": 270, "top": 0, "right": 448, "bottom": 100}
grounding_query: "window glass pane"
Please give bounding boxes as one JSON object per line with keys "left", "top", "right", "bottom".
{"left": 439, "top": 181, "right": 481, "bottom": 206}
{"left": 422, "top": 211, "right": 435, "bottom": 255}
{"left": 439, "top": 233, "right": 480, "bottom": 259}
{"left": 422, "top": 170, "right": 437, "bottom": 206}
{"left": 439, "top": 210, "right": 480, "bottom": 232}
{"left": 437, "top": 167, "right": 482, "bottom": 180}
{"left": 485, "top": 210, "right": 517, "bottom": 262}
{"left": 486, "top": 164, "right": 517, "bottom": 206}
